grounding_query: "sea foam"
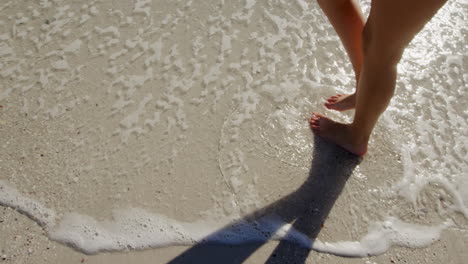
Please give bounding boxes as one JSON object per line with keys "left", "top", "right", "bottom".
{"left": 0, "top": 181, "right": 453, "bottom": 256}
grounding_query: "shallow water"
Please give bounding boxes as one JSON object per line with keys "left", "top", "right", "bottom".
{"left": 0, "top": 0, "right": 466, "bottom": 259}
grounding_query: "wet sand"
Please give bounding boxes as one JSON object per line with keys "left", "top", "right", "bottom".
{"left": 1, "top": 0, "right": 467, "bottom": 263}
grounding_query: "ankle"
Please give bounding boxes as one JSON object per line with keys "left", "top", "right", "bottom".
{"left": 347, "top": 124, "right": 370, "bottom": 144}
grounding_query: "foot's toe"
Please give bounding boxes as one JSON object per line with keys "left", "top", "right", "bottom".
{"left": 309, "top": 117, "right": 319, "bottom": 125}
{"left": 309, "top": 114, "right": 324, "bottom": 130}
{"left": 310, "top": 121, "right": 320, "bottom": 130}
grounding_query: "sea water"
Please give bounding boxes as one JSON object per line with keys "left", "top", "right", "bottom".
{"left": 0, "top": 0, "right": 466, "bottom": 258}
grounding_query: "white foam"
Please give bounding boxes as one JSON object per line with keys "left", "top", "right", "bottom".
{"left": 0, "top": 0, "right": 465, "bottom": 260}
{"left": 313, "top": 217, "right": 452, "bottom": 257}
{"left": 0, "top": 181, "right": 453, "bottom": 256}
{"left": 120, "top": 94, "right": 152, "bottom": 129}
{"left": 385, "top": 1, "right": 468, "bottom": 236}
{"left": 51, "top": 59, "right": 69, "bottom": 70}
{"left": 133, "top": 0, "right": 151, "bottom": 17}
{"left": 262, "top": 79, "right": 302, "bottom": 104}
{"left": 94, "top": 26, "right": 120, "bottom": 38}
{"left": 0, "top": 181, "right": 56, "bottom": 228}
{"left": 0, "top": 43, "right": 13, "bottom": 57}
{"left": 63, "top": 39, "right": 82, "bottom": 54}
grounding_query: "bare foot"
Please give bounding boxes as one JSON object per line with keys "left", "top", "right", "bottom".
{"left": 324, "top": 94, "right": 356, "bottom": 111}
{"left": 309, "top": 113, "right": 368, "bottom": 156}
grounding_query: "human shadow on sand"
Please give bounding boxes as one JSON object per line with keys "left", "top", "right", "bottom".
{"left": 167, "top": 136, "right": 361, "bottom": 264}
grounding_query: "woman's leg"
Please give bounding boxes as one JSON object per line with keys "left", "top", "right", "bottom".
{"left": 310, "top": 0, "right": 448, "bottom": 156}
{"left": 316, "top": 0, "right": 365, "bottom": 111}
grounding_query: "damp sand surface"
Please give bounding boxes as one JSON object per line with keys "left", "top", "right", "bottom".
{"left": 0, "top": 0, "right": 467, "bottom": 263}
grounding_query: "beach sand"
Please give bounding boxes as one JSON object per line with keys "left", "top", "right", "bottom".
{"left": 1, "top": 0, "right": 466, "bottom": 263}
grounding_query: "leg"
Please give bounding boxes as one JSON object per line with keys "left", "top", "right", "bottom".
{"left": 316, "top": 0, "right": 364, "bottom": 79}
{"left": 317, "top": 0, "right": 365, "bottom": 111}
{"left": 310, "top": 0, "right": 448, "bottom": 156}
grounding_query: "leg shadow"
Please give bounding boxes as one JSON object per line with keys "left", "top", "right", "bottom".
{"left": 264, "top": 137, "right": 360, "bottom": 264}
{"left": 167, "top": 136, "right": 361, "bottom": 264}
